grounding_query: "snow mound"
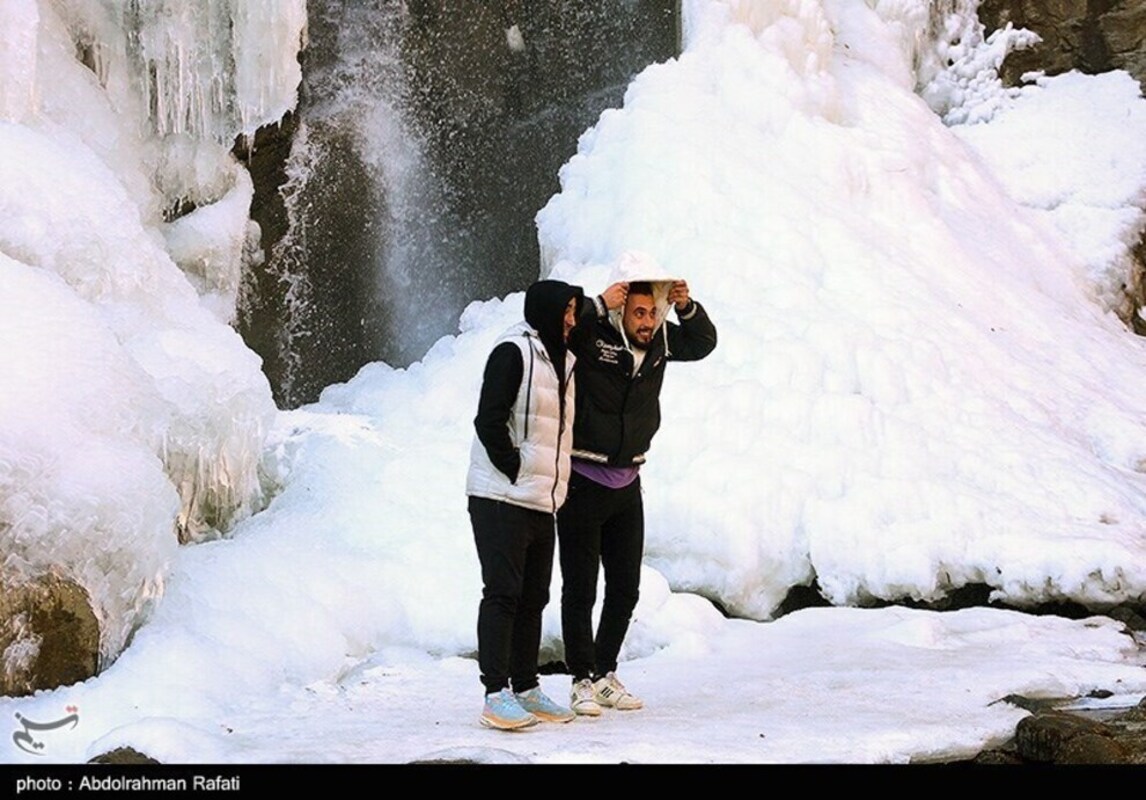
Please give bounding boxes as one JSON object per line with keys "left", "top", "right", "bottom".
{"left": 537, "top": 0, "right": 1146, "bottom": 616}
{"left": 0, "top": 0, "right": 288, "bottom": 664}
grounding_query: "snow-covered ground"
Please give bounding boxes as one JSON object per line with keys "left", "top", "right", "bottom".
{"left": 4, "top": 0, "right": 1146, "bottom": 765}
{"left": 8, "top": 603, "right": 1146, "bottom": 764}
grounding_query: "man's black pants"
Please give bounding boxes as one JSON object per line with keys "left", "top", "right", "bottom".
{"left": 557, "top": 471, "right": 644, "bottom": 682}
{"left": 469, "top": 496, "right": 554, "bottom": 694}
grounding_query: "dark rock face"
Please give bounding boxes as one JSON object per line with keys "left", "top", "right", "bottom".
{"left": 237, "top": 1, "right": 679, "bottom": 407}
{"left": 1104, "top": 2, "right": 1146, "bottom": 80}
{"left": 233, "top": 112, "right": 299, "bottom": 402}
{"left": 1, "top": 573, "right": 100, "bottom": 697}
{"left": 979, "top": 0, "right": 1146, "bottom": 87}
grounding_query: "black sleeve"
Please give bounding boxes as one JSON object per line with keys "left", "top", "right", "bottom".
{"left": 474, "top": 342, "right": 524, "bottom": 482}
{"left": 666, "top": 299, "right": 717, "bottom": 361}
{"left": 567, "top": 294, "right": 608, "bottom": 358}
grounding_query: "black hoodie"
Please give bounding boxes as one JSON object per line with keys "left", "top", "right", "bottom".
{"left": 524, "top": 279, "right": 583, "bottom": 387}
{"left": 474, "top": 280, "right": 584, "bottom": 483}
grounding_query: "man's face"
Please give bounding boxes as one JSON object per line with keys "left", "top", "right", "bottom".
{"left": 563, "top": 297, "right": 577, "bottom": 342}
{"left": 622, "top": 293, "right": 657, "bottom": 349}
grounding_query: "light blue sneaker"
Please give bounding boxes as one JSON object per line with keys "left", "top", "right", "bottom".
{"left": 480, "top": 689, "right": 539, "bottom": 730}
{"left": 516, "top": 686, "right": 575, "bottom": 723}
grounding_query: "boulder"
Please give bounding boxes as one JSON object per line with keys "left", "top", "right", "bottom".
{"left": 0, "top": 571, "right": 99, "bottom": 697}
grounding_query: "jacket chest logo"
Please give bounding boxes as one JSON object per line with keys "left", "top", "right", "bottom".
{"left": 595, "top": 339, "right": 625, "bottom": 365}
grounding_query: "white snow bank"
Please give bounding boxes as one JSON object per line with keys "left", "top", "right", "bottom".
{"left": 537, "top": 0, "right": 1146, "bottom": 616}
{"left": 0, "top": 0, "right": 283, "bottom": 664}
{"left": 0, "top": 118, "right": 272, "bottom": 656}
{"left": 952, "top": 69, "right": 1146, "bottom": 316}
{"left": 0, "top": 119, "right": 272, "bottom": 542}
{"left": 5, "top": 605, "right": 1144, "bottom": 763}
{"left": 0, "top": 255, "right": 177, "bottom": 661}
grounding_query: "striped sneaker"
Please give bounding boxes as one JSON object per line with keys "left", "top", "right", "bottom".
{"left": 570, "top": 678, "right": 602, "bottom": 717}
{"left": 516, "top": 687, "right": 575, "bottom": 723}
{"left": 593, "top": 672, "right": 643, "bottom": 710}
{"left": 480, "top": 689, "right": 539, "bottom": 730}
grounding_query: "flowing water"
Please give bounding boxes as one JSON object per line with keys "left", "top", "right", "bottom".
{"left": 240, "top": 0, "right": 679, "bottom": 406}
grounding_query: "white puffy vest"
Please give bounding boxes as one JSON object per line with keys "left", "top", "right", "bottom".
{"left": 466, "top": 322, "right": 576, "bottom": 513}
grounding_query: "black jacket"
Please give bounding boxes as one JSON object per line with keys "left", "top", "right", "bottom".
{"left": 568, "top": 298, "right": 716, "bottom": 466}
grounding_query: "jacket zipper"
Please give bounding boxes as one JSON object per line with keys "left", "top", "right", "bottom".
{"left": 522, "top": 333, "right": 534, "bottom": 443}
{"left": 550, "top": 359, "right": 571, "bottom": 514}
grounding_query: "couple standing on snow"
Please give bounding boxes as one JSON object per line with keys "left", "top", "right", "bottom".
{"left": 465, "top": 251, "right": 718, "bottom": 730}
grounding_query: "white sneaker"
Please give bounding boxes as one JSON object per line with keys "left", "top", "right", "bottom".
{"left": 570, "top": 678, "right": 602, "bottom": 717}
{"left": 593, "top": 672, "right": 643, "bottom": 710}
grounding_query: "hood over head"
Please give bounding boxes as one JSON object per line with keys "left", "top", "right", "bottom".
{"left": 524, "top": 279, "right": 583, "bottom": 375}
{"left": 607, "top": 250, "right": 678, "bottom": 350}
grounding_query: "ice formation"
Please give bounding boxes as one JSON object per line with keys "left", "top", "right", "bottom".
{"left": 537, "top": 0, "right": 1146, "bottom": 616}
{"left": 0, "top": 0, "right": 297, "bottom": 664}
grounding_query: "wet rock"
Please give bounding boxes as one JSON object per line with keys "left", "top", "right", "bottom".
{"left": 1121, "top": 695, "right": 1146, "bottom": 722}
{"left": 1, "top": 572, "right": 99, "bottom": 697}
{"left": 971, "top": 746, "right": 1025, "bottom": 764}
{"left": 1015, "top": 711, "right": 1113, "bottom": 762}
{"left": 1099, "top": 2, "right": 1146, "bottom": 81}
{"left": 989, "top": 699, "right": 1146, "bottom": 764}
{"left": 996, "top": 693, "right": 1058, "bottom": 713}
{"left": 88, "top": 747, "right": 161, "bottom": 765}
{"left": 978, "top": 0, "right": 1146, "bottom": 87}
{"left": 233, "top": 110, "right": 300, "bottom": 405}
{"left": 1058, "top": 731, "right": 1130, "bottom": 764}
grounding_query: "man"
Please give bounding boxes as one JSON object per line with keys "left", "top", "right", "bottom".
{"left": 467, "top": 279, "right": 584, "bottom": 730}
{"left": 560, "top": 251, "right": 717, "bottom": 715}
